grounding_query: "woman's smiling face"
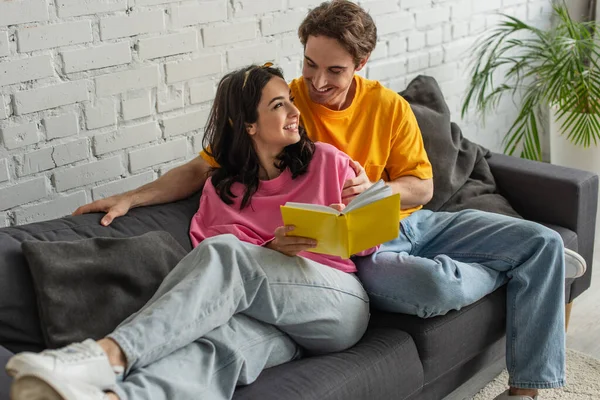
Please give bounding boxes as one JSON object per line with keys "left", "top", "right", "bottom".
{"left": 246, "top": 76, "right": 301, "bottom": 156}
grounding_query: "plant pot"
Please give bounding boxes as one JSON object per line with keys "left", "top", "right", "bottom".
{"left": 550, "top": 107, "right": 600, "bottom": 232}
{"left": 549, "top": 107, "right": 600, "bottom": 174}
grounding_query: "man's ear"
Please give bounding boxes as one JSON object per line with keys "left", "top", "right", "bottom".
{"left": 246, "top": 122, "right": 257, "bottom": 136}
{"left": 355, "top": 54, "right": 370, "bottom": 72}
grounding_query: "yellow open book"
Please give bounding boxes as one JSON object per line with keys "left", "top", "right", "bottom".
{"left": 280, "top": 180, "right": 400, "bottom": 259}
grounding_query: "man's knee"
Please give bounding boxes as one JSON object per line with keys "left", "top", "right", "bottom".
{"left": 521, "top": 221, "right": 564, "bottom": 253}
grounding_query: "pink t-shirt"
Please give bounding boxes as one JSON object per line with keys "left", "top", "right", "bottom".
{"left": 189, "top": 142, "right": 376, "bottom": 273}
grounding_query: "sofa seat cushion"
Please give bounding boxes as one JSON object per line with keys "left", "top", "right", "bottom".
{"left": 233, "top": 328, "right": 424, "bottom": 400}
{"left": 370, "top": 287, "right": 506, "bottom": 385}
{"left": 539, "top": 223, "right": 577, "bottom": 251}
{"left": 0, "top": 345, "right": 12, "bottom": 400}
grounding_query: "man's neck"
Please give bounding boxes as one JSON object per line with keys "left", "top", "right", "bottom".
{"left": 323, "top": 76, "right": 357, "bottom": 111}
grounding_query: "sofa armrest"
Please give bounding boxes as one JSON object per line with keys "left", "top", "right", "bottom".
{"left": 487, "top": 152, "right": 598, "bottom": 301}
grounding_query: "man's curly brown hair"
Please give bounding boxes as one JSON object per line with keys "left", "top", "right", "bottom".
{"left": 298, "top": 0, "right": 377, "bottom": 67}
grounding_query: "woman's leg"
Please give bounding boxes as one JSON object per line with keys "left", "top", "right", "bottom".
{"left": 110, "top": 233, "right": 369, "bottom": 373}
{"left": 110, "top": 315, "right": 300, "bottom": 400}
{"left": 10, "top": 233, "right": 368, "bottom": 399}
{"left": 11, "top": 316, "right": 300, "bottom": 400}
{"left": 355, "top": 209, "right": 565, "bottom": 393}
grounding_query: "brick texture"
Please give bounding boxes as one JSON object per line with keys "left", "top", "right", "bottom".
{"left": 0, "top": 0, "right": 549, "bottom": 224}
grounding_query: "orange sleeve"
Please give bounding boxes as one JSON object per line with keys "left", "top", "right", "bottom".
{"left": 199, "top": 149, "right": 220, "bottom": 168}
{"left": 385, "top": 99, "right": 433, "bottom": 181}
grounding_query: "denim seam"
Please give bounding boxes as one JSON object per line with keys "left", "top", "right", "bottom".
{"left": 509, "top": 298, "right": 517, "bottom": 378}
{"left": 419, "top": 251, "right": 520, "bottom": 266}
{"left": 212, "top": 331, "right": 294, "bottom": 375}
{"left": 367, "top": 290, "right": 428, "bottom": 316}
{"left": 107, "top": 332, "right": 136, "bottom": 375}
{"left": 400, "top": 220, "right": 414, "bottom": 243}
{"left": 268, "top": 282, "right": 369, "bottom": 303}
{"left": 507, "top": 379, "right": 565, "bottom": 389}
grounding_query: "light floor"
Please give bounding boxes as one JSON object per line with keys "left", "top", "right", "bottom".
{"left": 566, "top": 218, "right": 600, "bottom": 360}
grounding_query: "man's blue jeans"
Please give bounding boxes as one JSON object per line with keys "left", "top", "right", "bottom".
{"left": 355, "top": 209, "right": 566, "bottom": 390}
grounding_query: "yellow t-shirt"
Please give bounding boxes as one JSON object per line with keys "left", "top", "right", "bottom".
{"left": 201, "top": 75, "right": 433, "bottom": 220}
{"left": 289, "top": 75, "right": 432, "bottom": 220}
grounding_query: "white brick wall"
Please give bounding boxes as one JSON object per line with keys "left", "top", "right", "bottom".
{"left": 62, "top": 42, "right": 132, "bottom": 73}
{"left": 16, "top": 21, "right": 93, "bottom": 52}
{"left": 14, "top": 82, "right": 89, "bottom": 115}
{"left": 0, "top": 0, "right": 552, "bottom": 226}
{"left": 0, "top": 56, "right": 54, "bottom": 87}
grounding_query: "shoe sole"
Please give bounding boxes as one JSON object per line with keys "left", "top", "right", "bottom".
{"left": 5, "top": 357, "right": 25, "bottom": 378}
{"left": 10, "top": 375, "right": 66, "bottom": 400}
{"left": 564, "top": 248, "right": 587, "bottom": 279}
{"left": 5, "top": 353, "right": 117, "bottom": 390}
{"left": 6, "top": 357, "right": 44, "bottom": 379}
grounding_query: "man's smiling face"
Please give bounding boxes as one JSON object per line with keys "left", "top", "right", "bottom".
{"left": 302, "top": 35, "right": 367, "bottom": 110}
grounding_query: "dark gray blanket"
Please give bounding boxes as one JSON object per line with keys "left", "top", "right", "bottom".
{"left": 400, "top": 76, "right": 520, "bottom": 218}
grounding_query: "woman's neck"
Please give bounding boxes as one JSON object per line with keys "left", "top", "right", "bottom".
{"left": 257, "top": 153, "right": 283, "bottom": 181}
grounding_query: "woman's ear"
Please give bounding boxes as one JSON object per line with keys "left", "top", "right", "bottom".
{"left": 246, "top": 122, "right": 257, "bottom": 136}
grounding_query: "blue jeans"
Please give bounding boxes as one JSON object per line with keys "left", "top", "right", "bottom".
{"left": 355, "top": 209, "right": 566, "bottom": 389}
{"left": 107, "top": 234, "right": 370, "bottom": 399}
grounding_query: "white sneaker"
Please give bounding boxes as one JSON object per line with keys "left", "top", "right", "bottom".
{"left": 10, "top": 368, "right": 110, "bottom": 400}
{"left": 564, "top": 248, "right": 587, "bottom": 279}
{"left": 5, "top": 339, "right": 118, "bottom": 391}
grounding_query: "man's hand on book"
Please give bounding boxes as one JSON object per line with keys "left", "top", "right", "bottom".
{"left": 266, "top": 225, "right": 318, "bottom": 257}
{"left": 342, "top": 161, "right": 373, "bottom": 205}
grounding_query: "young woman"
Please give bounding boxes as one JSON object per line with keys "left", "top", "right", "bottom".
{"left": 6, "top": 64, "right": 374, "bottom": 400}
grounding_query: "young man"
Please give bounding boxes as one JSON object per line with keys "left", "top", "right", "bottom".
{"left": 71, "top": 1, "right": 584, "bottom": 399}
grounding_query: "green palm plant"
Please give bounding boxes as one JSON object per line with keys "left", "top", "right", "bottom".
{"left": 461, "top": 1, "right": 600, "bottom": 161}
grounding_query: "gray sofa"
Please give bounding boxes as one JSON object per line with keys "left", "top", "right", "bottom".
{"left": 0, "top": 151, "right": 597, "bottom": 400}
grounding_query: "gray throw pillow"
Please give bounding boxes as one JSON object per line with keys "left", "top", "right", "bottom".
{"left": 22, "top": 231, "right": 187, "bottom": 349}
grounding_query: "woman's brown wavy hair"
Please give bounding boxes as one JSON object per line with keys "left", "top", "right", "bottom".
{"left": 202, "top": 65, "right": 315, "bottom": 209}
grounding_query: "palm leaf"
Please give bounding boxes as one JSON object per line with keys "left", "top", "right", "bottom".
{"left": 462, "top": 0, "right": 600, "bottom": 160}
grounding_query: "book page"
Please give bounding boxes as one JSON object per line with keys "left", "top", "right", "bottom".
{"left": 283, "top": 203, "right": 340, "bottom": 215}
{"left": 343, "top": 180, "right": 393, "bottom": 214}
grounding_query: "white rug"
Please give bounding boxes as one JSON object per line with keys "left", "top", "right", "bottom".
{"left": 473, "top": 349, "right": 600, "bottom": 399}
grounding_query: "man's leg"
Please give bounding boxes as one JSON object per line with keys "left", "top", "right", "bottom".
{"left": 355, "top": 209, "right": 565, "bottom": 391}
